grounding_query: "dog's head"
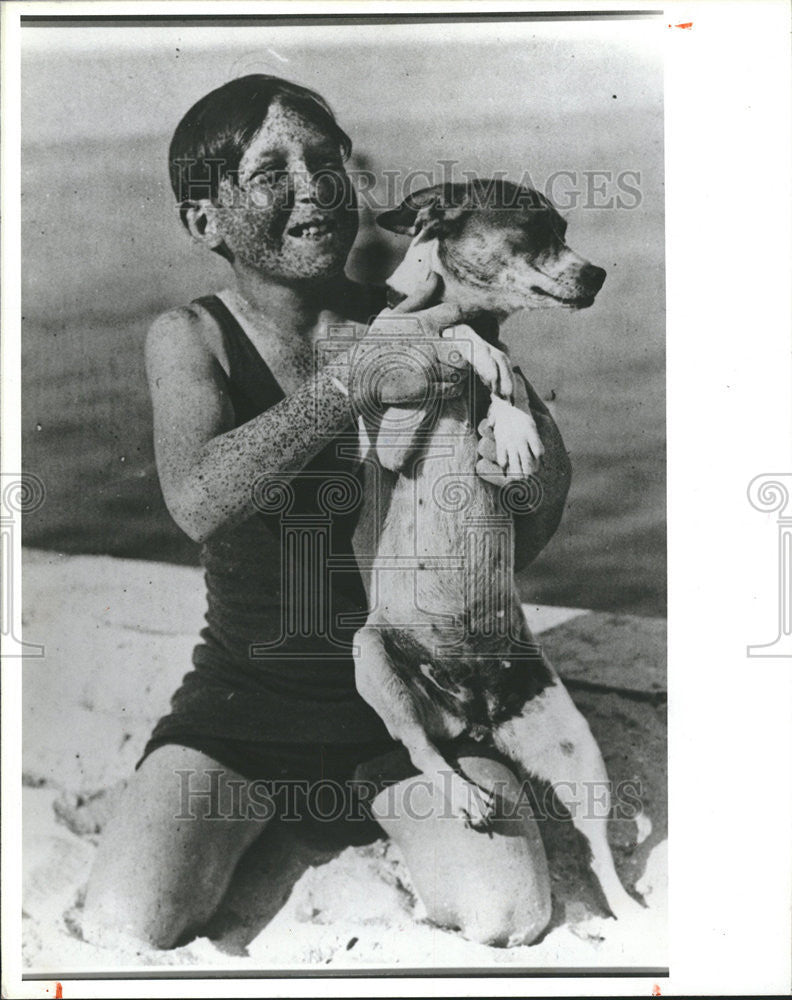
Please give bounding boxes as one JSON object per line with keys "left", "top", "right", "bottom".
{"left": 378, "top": 180, "right": 605, "bottom": 317}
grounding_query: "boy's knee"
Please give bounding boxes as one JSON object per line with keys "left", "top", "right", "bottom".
{"left": 511, "top": 888, "right": 553, "bottom": 945}
{"left": 459, "top": 888, "right": 552, "bottom": 948}
{"left": 82, "top": 889, "right": 172, "bottom": 951}
{"left": 83, "top": 866, "right": 221, "bottom": 951}
{"left": 460, "top": 913, "right": 513, "bottom": 948}
{"left": 456, "top": 755, "right": 524, "bottom": 802}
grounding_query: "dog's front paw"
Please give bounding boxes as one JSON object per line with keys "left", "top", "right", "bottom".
{"left": 486, "top": 397, "right": 544, "bottom": 478}
{"left": 472, "top": 341, "right": 514, "bottom": 397}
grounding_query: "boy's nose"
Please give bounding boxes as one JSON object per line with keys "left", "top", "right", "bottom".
{"left": 292, "top": 168, "right": 343, "bottom": 209}
{"left": 292, "top": 167, "right": 315, "bottom": 203}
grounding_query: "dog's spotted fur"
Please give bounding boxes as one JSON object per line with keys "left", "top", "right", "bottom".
{"left": 353, "top": 180, "right": 643, "bottom": 922}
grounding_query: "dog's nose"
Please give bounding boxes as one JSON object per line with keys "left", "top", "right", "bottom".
{"left": 580, "top": 263, "right": 607, "bottom": 292}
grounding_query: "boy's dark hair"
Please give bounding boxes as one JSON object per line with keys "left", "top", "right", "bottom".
{"left": 169, "top": 74, "right": 352, "bottom": 230}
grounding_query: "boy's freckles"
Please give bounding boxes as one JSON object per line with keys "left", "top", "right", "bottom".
{"left": 212, "top": 101, "right": 358, "bottom": 279}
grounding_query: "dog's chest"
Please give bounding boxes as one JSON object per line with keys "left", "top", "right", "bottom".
{"left": 371, "top": 400, "right": 521, "bottom": 640}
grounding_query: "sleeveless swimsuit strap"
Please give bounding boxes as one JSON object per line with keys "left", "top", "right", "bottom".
{"left": 193, "top": 294, "right": 285, "bottom": 425}
{"left": 195, "top": 287, "right": 389, "bottom": 425}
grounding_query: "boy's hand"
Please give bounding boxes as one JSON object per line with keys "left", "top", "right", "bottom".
{"left": 476, "top": 420, "right": 514, "bottom": 486}
{"left": 350, "top": 276, "right": 471, "bottom": 408}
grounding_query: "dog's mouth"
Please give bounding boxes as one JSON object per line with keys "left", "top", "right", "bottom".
{"left": 530, "top": 285, "right": 596, "bottom": 309}
{"left": 286, "top": 217, "right": 337, "bottom": 240}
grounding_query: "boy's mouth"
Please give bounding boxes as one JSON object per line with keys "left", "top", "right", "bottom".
{"left": 286, "top": 218, "right": 337, "bottom": 241}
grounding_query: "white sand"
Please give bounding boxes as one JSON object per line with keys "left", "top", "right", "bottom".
{"left": 20, "top": 548, "right": 667, "bottom": 973}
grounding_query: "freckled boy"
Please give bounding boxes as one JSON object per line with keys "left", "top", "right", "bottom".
{"left": 82, "top": 75, "right": 554, "bottom": 950}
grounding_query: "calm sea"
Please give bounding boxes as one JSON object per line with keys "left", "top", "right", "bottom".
{"left": 21, "top": 108, "right": 664, "bottom": 616}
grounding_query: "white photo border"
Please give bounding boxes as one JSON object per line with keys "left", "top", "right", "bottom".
{"left": 2, "top": 1, "right": 791, "bottom": 996}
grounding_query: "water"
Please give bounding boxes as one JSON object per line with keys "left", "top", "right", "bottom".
{"left": 20, "top": 35, "right": 664, "bottom": 616}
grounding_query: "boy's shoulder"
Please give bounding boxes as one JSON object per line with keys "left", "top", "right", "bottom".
{"left": 145, "top": 299, "right": 225, "bottom": 372}
{"left": 148, "top": 301, "right": 210, "bottom": 337}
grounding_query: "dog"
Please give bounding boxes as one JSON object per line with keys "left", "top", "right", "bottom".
{"left": 350, "top": 179, "right": 642, "bottom": 923}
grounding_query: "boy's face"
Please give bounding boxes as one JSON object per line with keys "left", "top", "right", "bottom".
{"left": 212, "top": 101, "right": 358, "bottom": 281}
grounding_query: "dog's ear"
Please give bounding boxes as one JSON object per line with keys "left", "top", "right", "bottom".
{"left": 378, "top": 184, "right": 469, "bottom": 237}
{"left": 376, "top": 202, "right": 423, "bottom": 235}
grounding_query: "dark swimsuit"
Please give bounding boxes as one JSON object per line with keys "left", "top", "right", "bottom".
{"left": 138, "top": 292, "right": 508, "bottom": 817}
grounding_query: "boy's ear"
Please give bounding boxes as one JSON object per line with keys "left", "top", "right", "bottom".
{"left": 183, "top": 199, "right": 224, "bottom": 250}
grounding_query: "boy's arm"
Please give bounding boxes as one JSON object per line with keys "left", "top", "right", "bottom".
{"left": 476, "top": 367, "right": 572, "bottom": 573}
{"left": 146, "top": 296, "right": 466, "bottom": 544}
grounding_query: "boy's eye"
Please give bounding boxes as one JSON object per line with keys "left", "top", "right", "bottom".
{"left": 311, "top": 154, "right": 344, "bottom": 172}
{"left": 249, "top": 167, "right": 287, "bottom": 186}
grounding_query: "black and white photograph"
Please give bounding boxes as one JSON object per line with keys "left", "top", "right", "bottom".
{"left": 18, "top": 5, "right": 666, "bottom": 977}
{"left": 1, "top": 1, "right": 789, "bottom": 992}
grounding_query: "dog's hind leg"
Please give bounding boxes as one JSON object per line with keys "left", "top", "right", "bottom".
{"left": 492, "top": 666, "right": 644, "bottom": 921}
{"left": 353, "top": 624, "right": 495, "bottom": 827}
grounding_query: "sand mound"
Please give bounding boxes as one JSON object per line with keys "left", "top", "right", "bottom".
{"left": 20, "top": 549, "right": 667, "bottom": 972}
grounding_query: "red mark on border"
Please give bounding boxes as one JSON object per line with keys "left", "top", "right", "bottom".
{"left": 652, "top": 986, "right": 661, "bottom": 997}
{"left": 55, "top": 984, "right": 63, "bottom": 999}
{"left": 668, "top": 21, "right": 693, "bottom": 29}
